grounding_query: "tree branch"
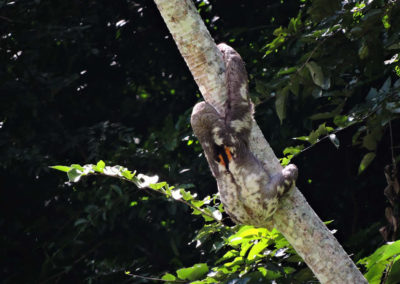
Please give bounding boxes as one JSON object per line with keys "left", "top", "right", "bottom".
{"left": 153, "top": 0, "right": 367, "bottom": 283}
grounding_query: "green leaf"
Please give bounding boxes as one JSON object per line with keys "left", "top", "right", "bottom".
{"left": 275, "top": 87, "right": 289, "bottom": 123}
{"left": 228, "top": 226, "right": 267, "bottom": 246}
{"left": 50, "top": 165, "right": 71, "bottom": 173}
{"left": 307, "top": 123, "right": 332, "bottom": 145}
{"left": 283, "top": 145, "right": 304, "bottom": 156}
{"left": 333, "top": 115, "right": 350, "bottom": 127}
{"left": 306, "top": 61, "right": 330, "bottom": 90}
{"left": 74, "top": 218, "right": 88, "bottom": 226}
{"left": 161, "top": 273, "right": 176, "bottom": 281}
{"left": 258, "top": 267, "right": 267, "bottom": 277}
{"left": 122, "top": 170, "right": 135, "bottom": 180}
{"left": 217, "top": 250, "right": 239, "bottom": 264}
{"left": 247, "top": 239, "right": 269, "bottom": 260}
{"left": 358, "top": 43, "right": 369, "bottom": 59}
{"left": 388, "top": 259, "right": 400, "bottom": 284}
{"left": 358, "top": 152, "right": 376, "bottom": 174}
{"left": 95, "top": 160, "right": 105, "bottom": 172}
{"left": 277, "top": 66, "right": 297, "bottom": 76}
{"left": 149, "top": 182, "right": 167, "bottom": 190}
{"left": 366, "top": 88, "right": 379, "bottom": 102}
{"left": 239, "top": 241, "right": 253, "bottom": 257}
{"left": 176, "top": 263, "right": 208, "bottom": 281}
{"left": 362, "top": 128, "right": 382, "bottom": 151}
{"left": 201, "top": 207, "right": 215, "bottom": 222}
{"left": 364, "top": 262, "right": 387, "bottom": 284}
{"left": 191, "top": 200, "right": 204, "bottom": 208}
{"left": 67, "top": 168, "right": 83, "bottom": 182}
{"left": 376, "top": 241, "right": 400, "bottom": 263}
{"left": 394, "top": 79, "right": 400, "bottom": 89}
{"left": 181, "top": 189, "right": 195, "bottom": 201}
{"left": 380, "top": 77, "right": 391, "bottom": 93}
{"left": 386, "top": 102, "right": 400, "bottom": 114}
{"left": 224, "top": 256, "right": 244, "bottom": 268}
{"left": 70, "top": 164, "right": 84, "bottom": 171}
{"left": 293, "top": 136, "right": 309, "bottom": 142}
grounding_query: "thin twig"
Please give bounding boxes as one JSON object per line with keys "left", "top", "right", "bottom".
{"left": 0, "top": 15, "right": 13, "bottom": 22}
{"left": 296, "top": 91, "right": 399, "bottom": 157}
{"left": 125, "top": 272, "right": 185, "bottom": 283}
{"left": 105, "top": 174, "right": 224, "bottom": 225}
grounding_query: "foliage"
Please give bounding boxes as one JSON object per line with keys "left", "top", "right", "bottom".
{"left": 250, "top": 0, "right": 400, "bottom": 255}
{"left": 359, "top": 240, "right": 400, "bottom": 284}
{"left": 259, "top": 0, "right": 400, "bottom": 174}
{"left": 51, "top": 161, "right": 223, "bottom": 224}
{"left": 52, "top": 162, "right": 314, "bottom": 283}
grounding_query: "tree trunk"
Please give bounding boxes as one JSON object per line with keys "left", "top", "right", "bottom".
{"left": 153, "top": 0, "right": 368, "bottom": 283}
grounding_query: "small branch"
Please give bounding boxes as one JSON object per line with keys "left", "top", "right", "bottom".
{"left": 125, "top": 272, "right": 185, "bottom": 283}
{"left": 0, "top": 15, "right": 13, "bottom": 22}
{"left": 296, "top": 91, "right": 399, "bottom": 157}
{"left": 0, "top": 15, "right": 23, "bottom": 24}
{"left": 297, "top": 28, "right": 341, "bottom": 74}
{"left": 99, "top": 173, "right": 225, "bottom": 225}
{"left": 297, "top": 40, "right": 324, "bottom": 74}
{"left": 179, "top": 198, "right": 223, "bottom": 224}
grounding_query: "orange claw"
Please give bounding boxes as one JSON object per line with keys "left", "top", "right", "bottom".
{"left": 224, "top": 146, "right": 233, "bottom": 161}
{"left": 217, "top": 146, "right": 233, "bottom": 167}
{"left": 218, "top": 154, "right": 226, "bottom": 166}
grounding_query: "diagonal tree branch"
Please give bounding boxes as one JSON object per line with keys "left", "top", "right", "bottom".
{"left": 153, "top": 0, "right": 367, "bottom": 283}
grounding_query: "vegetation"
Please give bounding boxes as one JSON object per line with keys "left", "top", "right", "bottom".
{"left": 1, "top": 0, "right": 400, "bottom": 283}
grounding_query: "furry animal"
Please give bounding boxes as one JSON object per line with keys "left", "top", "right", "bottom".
{"left": 191, "top": 43, "right": 298, "bottom": 226}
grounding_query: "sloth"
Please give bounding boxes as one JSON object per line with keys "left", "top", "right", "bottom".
{"left": 191, "top": 43, "right": 298, "bottom": 226}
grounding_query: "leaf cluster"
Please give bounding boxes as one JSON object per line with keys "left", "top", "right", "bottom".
{"left": 52, "top": 162, "right": 314, "bottom": 283}
{"left": 259, "top": 0, "right": 400, "bottom": 173}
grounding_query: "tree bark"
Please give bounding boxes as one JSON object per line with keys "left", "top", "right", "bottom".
{"left": 153, "top": 0, "right": 367, "bottom": 283}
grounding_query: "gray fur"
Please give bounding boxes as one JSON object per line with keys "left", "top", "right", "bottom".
{"left": 191, "top": 43, "right": 298, "bottom": 226}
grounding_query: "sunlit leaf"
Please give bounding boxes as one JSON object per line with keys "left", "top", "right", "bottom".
{"left": 247, "top": 239, "right": 269, "bottom": 260}
{"left": 67, "top": 168, "right": 82, "bottom": 182}
{"left": 217, "top": 250, "right": 238, "bottom": 264}
{"left": 161, "top": 273, "right": 176, "bottom": 281}
{"left": 50, "top": 165, "right": 71, "bottom": 173}
{"left": 149, "top": 182, "right": 167, "bottom": 190}
{"left": 176, "top": 263, "right": 208, "bottom": 281}
{"left": 358, "top": 152, "right": 376, "bottom": 174}
{"left": 122, "top": 170, "right": 135, "bottom": 180}
{"left": 95, "top": 160, "right": 105, "bottom": 172}
{"left": 70, "top": 164, "right": 84, "bottom": 171}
